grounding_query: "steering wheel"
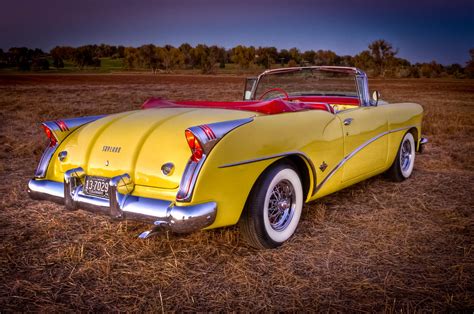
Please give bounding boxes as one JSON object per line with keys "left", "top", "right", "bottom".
{"left": 258, "top": 88, "right": 289, "bottom": 100}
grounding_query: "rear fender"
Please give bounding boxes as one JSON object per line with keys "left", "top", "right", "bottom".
{"left": 187, "top": 111, "right": 336, "bottom": 229}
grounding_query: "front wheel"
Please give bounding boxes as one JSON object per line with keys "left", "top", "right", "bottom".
{"left": 239, "top": 162, "right": 303, "bottom": 249}
{"left": 386, "top": 131, "right": 416, "bottom": 182}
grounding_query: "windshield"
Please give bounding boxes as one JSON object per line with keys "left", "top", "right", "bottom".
{"left": 255, "top": 68, "right": 359, "bottom": 100}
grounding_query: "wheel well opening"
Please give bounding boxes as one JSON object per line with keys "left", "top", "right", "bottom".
{"left": 408, "top": 127, "right": 419, "bottom": 150}
{"left": 239, "top": 154, "right": 313, "bottom": 223}
{"left": 281, "top": 155, "right": 312, "bottom": 201}
{"left": 408, "top": 127, "right": 418, "bottom": 143}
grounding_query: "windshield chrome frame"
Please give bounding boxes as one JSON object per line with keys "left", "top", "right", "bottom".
{"left": 250, "top": 66, "right": 371, "bottom": 106}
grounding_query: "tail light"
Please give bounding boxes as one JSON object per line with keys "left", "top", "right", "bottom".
{"left": 185, "top": 129, "right": 204, "bottom": 162}
{"left": 42, "top": 124, "right": 57, "bottom": 147}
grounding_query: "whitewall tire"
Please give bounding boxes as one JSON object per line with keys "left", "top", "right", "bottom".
{"left": 387, "top": 132, "right": 416, "bottom": 181}
{"left": 239, "top": 162, "right": 304, "bottom": 249}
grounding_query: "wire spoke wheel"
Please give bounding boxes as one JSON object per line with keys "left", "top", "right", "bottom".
{"left": 400, "top": 139, "right": 413, "bottom": 172}
{"left": 239, "top": 162, "right": 304, "bottom": 249}
{"left": 267, "top": 179, "right": 296, "bottom": 231}
{"left": 387, "top": 131, "right": 416, "bottom": 182}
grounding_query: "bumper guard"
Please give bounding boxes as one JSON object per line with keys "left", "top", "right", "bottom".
{"left": 28, "top": 167, "right": 217, "bottom": 234}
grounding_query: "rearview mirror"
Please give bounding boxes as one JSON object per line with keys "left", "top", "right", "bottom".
{"left": 243, "top": 77, "right": 257, "bottom": 100}
{"left": 372, "top": 90, "right": 381, "bottom": 106}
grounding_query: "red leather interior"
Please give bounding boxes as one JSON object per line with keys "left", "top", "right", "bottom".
{"left": 142, "top": 96, "right": 359, "bottom": 115}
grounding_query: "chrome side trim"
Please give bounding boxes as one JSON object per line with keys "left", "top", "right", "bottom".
{"left": 34, "top": 144, "right": 59, "bottom": 178}
{"left": 220, "top": 152, "right": 299, "bottom": 168}
{"left": 219, "top": 151, "right": 318, "bottom": 196}
{"left": 313, "top": 125, "right": 415, "bottom": 194}
{"left": 176, "top": 155, "right": 207, "bottom": 202}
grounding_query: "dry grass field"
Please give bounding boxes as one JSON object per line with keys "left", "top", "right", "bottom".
{"left": 0, "top": 74, "right": 473, "bottom": 311}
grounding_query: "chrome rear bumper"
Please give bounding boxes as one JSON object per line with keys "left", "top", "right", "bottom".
{"left": 28, "top": 170, "right": 217, "bottom": 234}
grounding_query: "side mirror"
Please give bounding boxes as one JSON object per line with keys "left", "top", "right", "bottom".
{"left": 243, "top": 77, "right": 257, "bottom": 100}
{"left": 372, "top": 90, "right": 381, "bottom": 106}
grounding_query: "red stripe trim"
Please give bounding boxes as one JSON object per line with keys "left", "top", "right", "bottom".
{"left": 199, "top": 125, "right": 216, "bottom": 140}
{"left": 198, "top": 126, "right": 209, "bottom": 140}
{"left": 201, "top": 125, "right": 216, "bottom": 139}
{"left": 53, "top": 120, "right": 65, "bottom": 132}
{"left": 58, "top": 120, "right": 69, "bottom": 131}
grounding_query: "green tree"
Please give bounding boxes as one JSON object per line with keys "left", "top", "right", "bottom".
{"left": 302, "top": 50, "right": 316, "bottom": 65}
{"left": 419, "top": 61, "right": 444, "bottom": 78}
{"left": 278, "top": 49, "right": 290, "bottom": 65}
{"left": 190, "top": 44, "right": 218, "bottom": 74}
{"left": 288, "top": 47, "right": 301, "bottom": 64}
{"left": 31, "top": 58, "right": 49, "bottom": 71}
{"left": 123, "top": 47, "right": 138, "bottom": 69}
{"left": 0, "top": 48, "right": 6, "bottom": 68}
{"left": 50, "top": 46, "right": 71, "bottom": 69}
{"left": 179, "top": 43, "right": 193, "bottom": 68}
{"left": 160, "top": 46, "right": 185, "bottom": 71}
{"left": 116, "top": 46, "right": 125, "bottom": 58}
{"left": 314, "top": 50, "right": 338, "bottom": 66}
{"left": 465, "top": 48, "right": 474, "bottom": 78}
{"left": 8, "top": 47, "right": 29, "bottom": 70}
{"left": 138, "top": 44, "right": 159, "bottom": 73}
{"left": 339, "top": 55, "right": 354, "bottom": 67}
{"left": 368, "top": 39, "right": 398, "bottom": 76}
{"left": 255, "top": 47, "right": 278, "bottom": 69}
{"left": 353, "top": 50, "right": 375, "bottom": 73}
{"left": 73, "top": 45, "right": 96, "bottom": 69}
{"left": 53, "top": 57, "right": 64, "bottom": 69}
{"left": 446, "top": 63, "right": 464, "bottom": 78}
{"left": 288, "top": 59, "right": 298, "bottom": 67}
{"left": 231, "top": 45, "right": 255, "bottom": 69}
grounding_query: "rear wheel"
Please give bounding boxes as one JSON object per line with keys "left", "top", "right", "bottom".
{"left": 239, "top": 162, "right": 303, "bottom": 249}
{"left": 387, "top": 132, "right": 416, "bottom": 181}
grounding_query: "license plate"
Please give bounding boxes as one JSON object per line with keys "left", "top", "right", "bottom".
{"left": 84, "top": 176, "right": 109, "bottom": 198}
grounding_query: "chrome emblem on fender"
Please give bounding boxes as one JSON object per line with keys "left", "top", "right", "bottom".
{"left": 319, "top": 161, "right": 328, "bottom": 172}
{"left": 102, "top": 145, "right": 121, "bottom": 153}
{"left": 105, "top": 160, "right": 109, "bottom": 166}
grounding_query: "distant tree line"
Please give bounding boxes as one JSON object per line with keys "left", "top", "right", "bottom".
{"left": 1, "top": 40, "right": 473, "bottom": 78}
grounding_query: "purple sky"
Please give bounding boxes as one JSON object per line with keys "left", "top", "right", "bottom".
{"left": 1, "top": 0, "right": 473, "bottom": 65}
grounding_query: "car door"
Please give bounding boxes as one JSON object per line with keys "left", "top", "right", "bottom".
{"left": 336, "top": 105, "right": 388, "bottom": 182}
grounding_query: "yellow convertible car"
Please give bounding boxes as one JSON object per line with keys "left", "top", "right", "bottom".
{"left": 28, "top": 66, "right": 427, "bottom": 248}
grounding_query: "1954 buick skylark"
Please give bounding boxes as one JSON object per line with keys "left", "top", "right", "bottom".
{"left": 28, "top": 66, "right": 427, "bottom": 248}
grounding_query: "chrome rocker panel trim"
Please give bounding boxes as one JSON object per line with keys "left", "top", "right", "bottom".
{"left": 28, "top": 172, "right": 217, "bottom": 234}
{"left": 419, "top": 137, "right": 428, "bottom": 153}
